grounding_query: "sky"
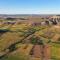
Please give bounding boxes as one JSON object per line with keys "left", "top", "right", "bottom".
{"left": 0, "top": 0, "right": 60, "bottom": 14}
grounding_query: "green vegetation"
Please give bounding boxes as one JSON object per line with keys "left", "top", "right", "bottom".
{"left": 1, "top": 54, "right": 30, "bottom": 60}
{"left": 51, "top": 43, "right": 60, "bottom": 60}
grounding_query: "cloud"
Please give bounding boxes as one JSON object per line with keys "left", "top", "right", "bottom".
{"left": 0, "top": 8, "right": 60, "bottom": 14}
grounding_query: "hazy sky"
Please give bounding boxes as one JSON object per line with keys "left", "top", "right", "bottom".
{"left": 0, "top": 0, "right": 60, "bottom": 14}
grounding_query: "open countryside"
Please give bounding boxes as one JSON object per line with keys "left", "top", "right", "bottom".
{"left": 0, "top": 15, "right": 60, "bottom": 60}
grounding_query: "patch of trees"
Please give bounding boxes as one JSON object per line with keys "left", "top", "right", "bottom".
{"left": 0, "top": 29, "right": 9, "bottom": 33}
{"left": 31, "top": 37, "right": 44, "bottom": 45}
{"left": 19, "top": 18, "right": 28, "bottom": 20}
{"left": 6, "top": 17, "right": 28, "bottom": 21}
{"left": 8, "top": 44, "right": 17, "bottom": 52}
{"left": 6, "top": 17, "right": 16, "bottom": 21}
